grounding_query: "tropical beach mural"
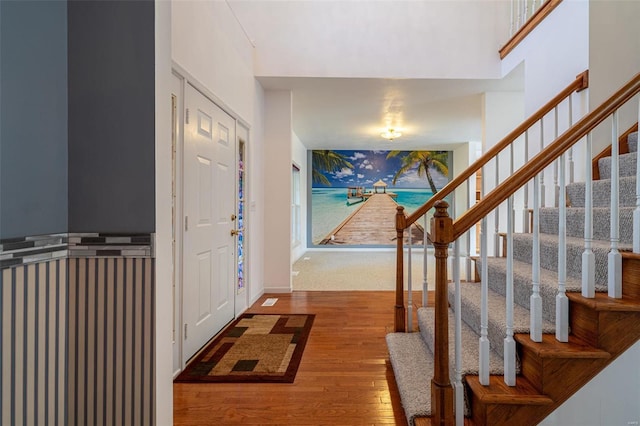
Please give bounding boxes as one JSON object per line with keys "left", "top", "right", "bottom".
{"left": 310, "top": 150, "right": 451, "bottom": 246}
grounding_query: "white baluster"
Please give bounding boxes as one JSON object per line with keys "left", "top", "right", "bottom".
{"left": 479, "top": 169, "right": 490, "bottom": 386}
{"left": 556, "top": 154, "right": 568, "bottom": 342}
{"left": 453, "top": 239, "right": 464, "bottom": 426}
{"left": 531, "top": 174, "right": 542, "bottom": 341}
{"left": 634, "top": 98, "right": 640, "bottom": 254}
{"left": 540, "top": 119, "right": 546, "bottom": 207}
{"left": 407, "top": 224, "right": 413, "bottom": 332}
{"left": 582, "top": 133, "right": 595, "bottom": 297}
{"left": 505, "top": 195, "right": 516, "bottom": 386}
{"left": 553, "top": 107, "right": 560, "bottom": 207}
{"left": 466, "top": 179, "right": 472, "bottom": 282}
{"left": 523, "top": 130, "right": 530, "bottom": 232}
{"left": 423, "top": 214, "right": 429, "bottom": 307}
{"left": 609, "top": 112, "right": 622, "bottom": 298}
{"left": 568, "top": 95, "right": 575, "bottom": 183}
{"left": 495, "top": 155, "right": 501, "bottom": 256}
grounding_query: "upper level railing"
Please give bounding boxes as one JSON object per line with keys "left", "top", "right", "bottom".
{"left": 500, "top": 0, "right": 563, "bottom": 59}
{"left": 393, "top": 71, "right": 640, "bottom": 425}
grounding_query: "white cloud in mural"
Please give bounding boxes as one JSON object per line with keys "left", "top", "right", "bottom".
{"left": 365, "top": 164, "right": 373, "bottom": 170}
{"left": 359, "top": 159, "right": 371, "bottom": 169}
{"left": 350, "top": 152, "right": 366, "bottom": 161}
{"left": 333, "top": 167, "right": 354, "bottom": 179}
{"left": 357, "top": 174, "right": 365, "bottom": 179}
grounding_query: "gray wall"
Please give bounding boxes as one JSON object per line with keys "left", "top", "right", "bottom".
{"left": 67, "top": 0, "right": 155, "bottom": 233}
{"left": 0, "top": 1, "right": 69, "bottom": 239}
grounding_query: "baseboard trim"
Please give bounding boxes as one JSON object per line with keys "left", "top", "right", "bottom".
{"left": 263, "top": 285, "right": 293, "bottom": 293}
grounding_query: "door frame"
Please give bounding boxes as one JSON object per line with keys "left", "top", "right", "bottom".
{"left": 171, "top": 71, "right": 185, "bottom": 377}
{"left": 171, "top": 64, "right": 251, "bottom": 372}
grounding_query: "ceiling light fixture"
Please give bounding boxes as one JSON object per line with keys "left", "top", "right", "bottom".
{"left": 381, "top": 128, "right": 402, "bottom": 141}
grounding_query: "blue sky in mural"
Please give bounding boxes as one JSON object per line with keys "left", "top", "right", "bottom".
{"left": 313, "top": 150, "right": 449, "bottom": 189}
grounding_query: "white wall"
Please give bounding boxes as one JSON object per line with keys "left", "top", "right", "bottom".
{"left": 249, "top": 81, "right": 266, "bottom": 306}
{"left": 263, "top": 90, "right": 294, "bottom": 292}
{"left": 292, "top": 131, "right": 308, "bottom": 262}
{"left": 502, "top": 0, "right": 589, "bottom": 115}
{"left": 172, "top": 1, "right": 255, "bottom": 123}
{"left": 481, "top": 92, "right": 525, "bottom": 255}
{"left": 230, "top": 0, "right": 508, "bottom": 79}
{"left": 498, "top": 0, "right": 591, "bottom": 204}
{"left": 541, "top": 340, "right": 640, "bottom": 426}
{"left": 588, "top": 0, "right": 640, "bottom": 155}
{"left": 154, "top": 0, "right": 173, "bottom": 423}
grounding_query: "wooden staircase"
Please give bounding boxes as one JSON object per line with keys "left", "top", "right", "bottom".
{"left": 389, "top": 72, "right": 640, "bottom": 426}
{"left": 462, "top": 123, "right": 640, "bottom": 425}
{"left": 466, "top": 252, "right": 640, "bottom": 425}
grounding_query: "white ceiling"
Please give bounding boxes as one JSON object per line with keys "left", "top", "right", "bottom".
{"left": 226, "top": 0, "right": 524, "bottom": 151}
{"left": 259, "top": 72, "right": 524, "bottom": 150}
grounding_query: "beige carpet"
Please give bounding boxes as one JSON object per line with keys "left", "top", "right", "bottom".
{"left": 292, "top": 250, "right": 439, "bottom": 291}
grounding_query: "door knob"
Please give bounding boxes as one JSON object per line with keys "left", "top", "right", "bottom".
{"left": 230, "top": 228, "right": 243, "bottom": 236}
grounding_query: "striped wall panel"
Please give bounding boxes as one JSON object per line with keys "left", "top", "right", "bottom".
{"left": 1, "top": 259, "right": 67, "bottom": 426}
{"left": 67, "top": 257, "right": 155, "bottom": 426}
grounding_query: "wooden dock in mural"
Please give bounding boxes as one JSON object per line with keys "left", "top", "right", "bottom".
{"left": 320, "top": 193, "right": 425, "bottom": 245}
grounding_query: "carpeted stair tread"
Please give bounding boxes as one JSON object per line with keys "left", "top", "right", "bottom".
{"left": 538, "top": 207, "right": 635, "bottom": 244}
{"left": 628, "top": 131, "right": 637, "bottom": 152}
{"left": 629, "top": 131, "right": 638, "bottom": 152}
{"left": 480, "top": 255, "right": 607, "bottom": 324}
{"left": 418, "top": 307, "right": 504, "bottom": 377}
{"left": 448, "top": 281, "right": 554, "bottom": 356}
{"left": 567, "top": 175, "right": 636, "bottom": 207}
{"left": 386, "top": 332, "right": 432, "bottom": 425}
{"left": 511, "top": 233, "right": 632, "bottom": 286}
{"left": 597, "top": 151, "right": 637, "bottom": 179}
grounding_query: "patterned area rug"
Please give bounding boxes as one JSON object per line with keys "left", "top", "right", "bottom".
{"left": 174, "top": 313, "right": 315, "bottom": 383}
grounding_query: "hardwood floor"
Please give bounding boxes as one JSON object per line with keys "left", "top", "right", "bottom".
{"left": 174, "top": 291, "right": 421, "bottom": 425}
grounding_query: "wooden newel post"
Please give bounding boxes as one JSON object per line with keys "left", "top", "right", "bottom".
{"left": 395, "top": 206, "right": 406, "bottom": 332}
{"left": 430, "top": 201, "right": 454, "bottom": 425}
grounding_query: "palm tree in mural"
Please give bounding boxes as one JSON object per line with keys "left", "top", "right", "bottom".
{"left": 312, "top": 150, "right": 354, "bottom": 186}
{"left": 386, "top": 150, "right": 449, "bottom": 194}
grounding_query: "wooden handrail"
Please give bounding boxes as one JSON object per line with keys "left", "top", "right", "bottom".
{"left": 402, "top": 70, "right": 589, "bottom": 229}
{"left": 452, "top": 72, "right": 640, "bottom": 241}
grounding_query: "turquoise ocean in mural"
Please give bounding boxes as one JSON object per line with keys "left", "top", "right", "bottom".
{"left": 311, "top": 188, "right": 434, "bottom": 244}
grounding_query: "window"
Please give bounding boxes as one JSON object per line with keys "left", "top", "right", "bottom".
{"left": 292, "top": 164, "right": 301, "bottom": 246}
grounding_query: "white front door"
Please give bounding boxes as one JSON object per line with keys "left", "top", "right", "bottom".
{"left": 183, "top": 84, "right": 236, "bottom": 362}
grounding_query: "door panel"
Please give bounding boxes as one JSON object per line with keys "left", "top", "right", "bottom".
{"left": 183, "top": 84, "right": 236, "bottom": 362}
{"left": 197, "top": 251, "right": 212, "bottom": 325}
